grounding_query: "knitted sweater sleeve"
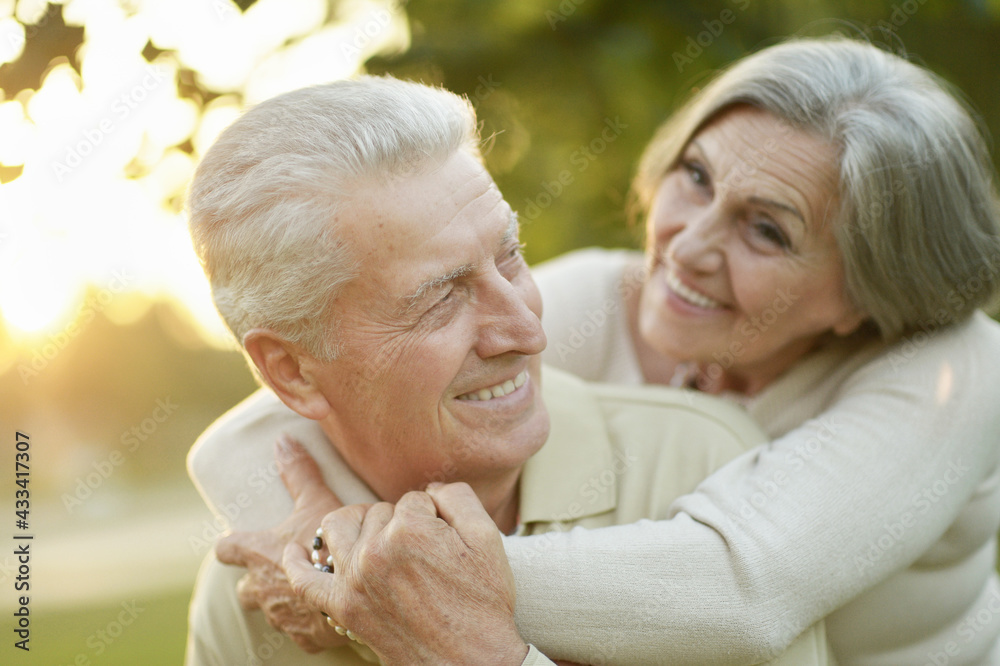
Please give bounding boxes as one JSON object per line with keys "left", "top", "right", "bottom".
{"left": 533, "top": 247, "right": 645, "bottom": 384}
{"left": 505, "top": 315, "right": 1000, "bottom": 665}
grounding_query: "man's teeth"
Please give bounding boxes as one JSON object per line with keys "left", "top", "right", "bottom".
{"left": 457, "top": 371, "right": 527, "bottom": 401}
{"left": 666, "top": 271, "right": 724, "bottom": 309}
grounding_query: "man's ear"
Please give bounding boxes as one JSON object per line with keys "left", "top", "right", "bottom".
{"left": 243, "top": 329, "right": 332, "bottom": 420}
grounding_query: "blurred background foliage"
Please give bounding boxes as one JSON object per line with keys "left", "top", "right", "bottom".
{"left": 5, "top": 0, "right": 1000, "bottom": 495}
{"left": 1, "top": 0, "right": 999, "bottom": 662}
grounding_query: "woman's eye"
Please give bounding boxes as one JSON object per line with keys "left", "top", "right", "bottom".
{"left": 751, "top": 219, "right": 791, "bottom": 250}
{"left": 683, "top": 161, "right": 709, "bottom": 188}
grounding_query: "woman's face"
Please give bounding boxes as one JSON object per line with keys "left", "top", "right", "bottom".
{"left": 640, "top": 106, "right": 865, "bottom": 383}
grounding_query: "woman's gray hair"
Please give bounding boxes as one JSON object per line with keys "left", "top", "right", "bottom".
{"left": 635, "top": 36, "right": 1000, "bottom": 341}
{"left": 188, "top": 76, "right": 481, "bottom": 360}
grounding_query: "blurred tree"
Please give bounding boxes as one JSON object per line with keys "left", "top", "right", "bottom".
{"left": 369, "top": 0, "right": 1000, "bottom": 264}
{"left": 3, "top": 0, "right": 999, "bottom": 491}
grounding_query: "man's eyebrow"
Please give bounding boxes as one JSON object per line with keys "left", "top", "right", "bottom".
{"left": 501, "top": 209, "right": 519, "bottom": 245}
{"left": 398, "top": 208, "right": 520, "bottom": 315}
{"left": 399, "top": 263, "right": 474, "bottom": 314}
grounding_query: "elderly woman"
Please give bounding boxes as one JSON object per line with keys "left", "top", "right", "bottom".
{"left": 279, "top": 36, "right": 1000, "bottom": 664}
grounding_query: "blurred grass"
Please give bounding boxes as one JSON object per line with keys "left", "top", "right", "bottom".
{"left": 25, "top": 551, "right": 1000, "bottom": 663}
{"left": 24, "top": 587, "right": 190, "bottom": 665}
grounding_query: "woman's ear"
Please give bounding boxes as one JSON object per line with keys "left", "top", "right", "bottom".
{"left": 243, "top": 329, "right": 332, "bottom": 420}
{"left": 832, "top": 305, "right": 869, "bottom": 337}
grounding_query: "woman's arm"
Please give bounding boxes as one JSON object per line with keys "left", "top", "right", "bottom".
{"left": 505, "top": 315, "right": 1000, "bottom": 663}
{"left": 533, "top": 248, "right": 646, "bottom": 384}
{"left": 213, "top": 436, "right": 349, "bottom": 652}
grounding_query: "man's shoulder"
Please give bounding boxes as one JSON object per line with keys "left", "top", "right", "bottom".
{"left": 187, "top": 386, "right": 377, "bottom": 531}
{"left": 187, "top": 388, "right": 306, "bottom": 530}
{"left": 543, "top": 365, "right": 766, "bottom": 450}
{"left": 187, "top": 387, "right": 306, "bottom": 482}
{"left": 187, "top": 387, "right": 346, "bottom": 531}
{"left": 529, "top": 366, "right": 767, "bottom": 528}
{"left": 589, "top": 380, "right": 767, "bottom": 448}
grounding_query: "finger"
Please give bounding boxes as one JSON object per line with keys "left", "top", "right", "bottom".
{"left": 275, "top": 435, "right": 343, "bottom": 511}
{"left": 393, "top": 490, "right": 440, "bottom": 521}
{"left": 235, "top": 573, "right": 261, "bottom": 610}
{"left": 426, "top": 482, "right": 498, "bottom": 542}
{"left": 289, "top": 633, "right": 323, "bottom": 654}
{"left": 215, "top": 531, "right": 254, "bottom": 567}
{"left": 427, "top": 482, "right": 517, "bottom": 607}
{"left": 282, "top": 542, "right": 336, "bottom": 614}
{"left": 354, "top": 501, "right": 396, "bottom": 549}
{"left": 320, "top": 504, "right": 370, "bottom": 570}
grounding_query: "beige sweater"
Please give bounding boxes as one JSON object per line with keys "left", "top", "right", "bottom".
{"left": 519, "top": 248, "right": 1000, "bottom": 665}
{"left": 186, "top": 367, "right": 835, "bottom": 665}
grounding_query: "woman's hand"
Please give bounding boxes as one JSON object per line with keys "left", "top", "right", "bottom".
{"left": 214, "top": 435, "right": 349, "bottom": 653}
{"left": 283, "top": 482, "right": 530, "bottom": 665}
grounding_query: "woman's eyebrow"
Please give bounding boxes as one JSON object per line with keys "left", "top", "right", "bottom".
{"left": 748, "top": 195, "right": 806, "bottom": 226}
{"left": 688, "top": 140, "right": 711, "bottom": 169}
{"left": 692, "top": 139, "right": 808, "bottom": 228}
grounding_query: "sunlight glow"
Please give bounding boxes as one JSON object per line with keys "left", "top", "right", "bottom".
{"left": 0, "top": 17, "right": 25, "bottom": 66}
{"left": 0, "top": 99, "right": 33, "bottom": 165}
{"left": 13, "top": 0, "right": 46, "bottom": 26}
{"left": 1, "top": 0, "right": 409, "bottom": 349}
{"left": 0, "top": 223, "right": 81, "bottom": 336}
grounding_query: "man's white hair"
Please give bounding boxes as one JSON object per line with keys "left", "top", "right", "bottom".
{"left": 188, "top": 76, "right": 481, "bottom": 360}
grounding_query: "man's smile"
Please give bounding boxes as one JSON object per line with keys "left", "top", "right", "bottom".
{"left": 456, "top": 370, "right": 528, "bottom": 401}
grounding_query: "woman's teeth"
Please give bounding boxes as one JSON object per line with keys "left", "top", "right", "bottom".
{"left": 666, "top": 271, "right": 724, "bottom": 309}
{"left": 457, "top": 371, "right": 527, "bottom": 401}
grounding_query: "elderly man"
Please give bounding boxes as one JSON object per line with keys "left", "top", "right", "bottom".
{"left": 183, "top": 76, "right": 831, "bottom": 665}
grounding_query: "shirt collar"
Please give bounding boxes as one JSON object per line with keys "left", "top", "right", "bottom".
{"left": 517, "top": 365, "right": 617, "bottom": 525}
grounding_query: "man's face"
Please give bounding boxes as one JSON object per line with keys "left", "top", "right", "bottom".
{"left": 305, "top": 150, "right": 549, "bottom": 503}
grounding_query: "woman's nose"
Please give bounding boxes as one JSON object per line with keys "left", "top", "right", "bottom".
{"left": 667, "top": 209, "right": 725, "bottom": 275}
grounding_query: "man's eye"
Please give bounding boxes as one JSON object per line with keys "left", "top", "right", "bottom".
{"left": 499, "top": 243, "right": 526, "bottom": 278}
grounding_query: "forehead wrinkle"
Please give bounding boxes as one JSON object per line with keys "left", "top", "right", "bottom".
{"left": 691, "top": 137, "right": 811, "bottom": 229}
{"left": 396, "top": 204, "right": 518, "bottom": 317}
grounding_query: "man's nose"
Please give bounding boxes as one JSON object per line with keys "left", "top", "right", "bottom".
{"left": 475, "top": 274, "right": 546, "bottom": 359}
{"left": 667, "top": 206, "right": 725, "bottom": 275}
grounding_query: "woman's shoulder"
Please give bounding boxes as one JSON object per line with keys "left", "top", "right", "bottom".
{"left": 532, "top": 247, "right": 644, "bottom": 328}
{"left": 857, "top": 311, "right": 1000, "bottom": 386}
{"left": 751, "top": 312, "right": 1000, "bottom": 437}
{"left": 828, "top": 312, "right": 1000, "bottom": 452}
{"left": 532, "top": 246, "right": 642, "bottom": 287}
{"left": 533, "top": 247, "right": 645, "bottom": 384}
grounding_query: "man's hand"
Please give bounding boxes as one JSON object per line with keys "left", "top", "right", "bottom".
{"left": 215, "top": 435, "right": 349, "bottom": 653}
{"left": 283, "top": 482, "right": 530, "bottom": 666}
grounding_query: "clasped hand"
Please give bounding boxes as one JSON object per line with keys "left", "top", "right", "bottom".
{"left": 214, "top": 436, "right": 528, "bottom": 664}
{"left": 214, "top": 436, "right": 349, "bottom": 653}
{"left": 283, "top": 482, "right": 529, "bottom": 665}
